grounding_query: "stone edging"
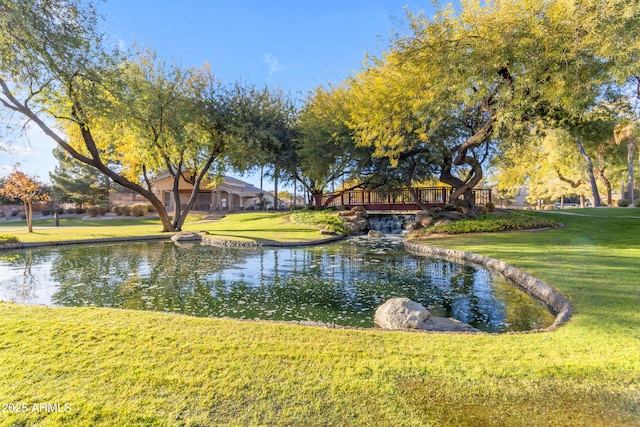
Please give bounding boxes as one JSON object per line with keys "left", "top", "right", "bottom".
{"left": 200, "top": 234, "right": 346, "bottom": 248}
{"left": 0, "top": 235, "right": 170, "bottom": 251}
{"left": 403, "top": 240, "right": 573, "bottom": 331}
{"left": 0, "top": 234, "right": 347, "bottom": 252}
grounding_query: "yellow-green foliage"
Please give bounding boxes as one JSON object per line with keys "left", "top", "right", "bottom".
{"left": 0, "top": 234, "right": 18, "bottom": 244}
{"left": 130, "top": 203, "right": 147, "bottom": 217}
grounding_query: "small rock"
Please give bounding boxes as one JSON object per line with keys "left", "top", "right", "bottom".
{"left": 171, "top": 231, "right": 203, "bottom": 242}
{"left": 434, "top": 219, "right": 452, "bottom": 227}
{"left": 351, "top": 206, "right": 369, "bottom": 218}
{"left": 406, "top": 222, "right": 423, "bottom": 231}
{"left": 353, "top": 218, "right": 368, "bottom": 231}
{"left": 368, "top": 230, "right": 384, "bottom": 238}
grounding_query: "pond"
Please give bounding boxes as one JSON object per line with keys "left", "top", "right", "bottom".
{"left": 0, "top": 237, "right": 554, "bottom": 332}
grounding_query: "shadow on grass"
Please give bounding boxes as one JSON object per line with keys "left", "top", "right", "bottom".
{"left": 396, "top": 375, "right": 640, "bottom": 427}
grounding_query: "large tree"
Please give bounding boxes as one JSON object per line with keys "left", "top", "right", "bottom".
{"left": 346, "top": 0, "right": 639, "bottom": 216}
{"left": 0, "top": 1, "right": 257, "bottom": 231}
{"left": 228, "top": 86, "right": 299, "bottom": 210}
{"left": 296, "top": 86, "right": 391, "bottom": 206}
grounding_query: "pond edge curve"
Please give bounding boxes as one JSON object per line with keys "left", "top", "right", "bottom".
{"left": 403, "top": 240, "right": 573, "bottom": 332}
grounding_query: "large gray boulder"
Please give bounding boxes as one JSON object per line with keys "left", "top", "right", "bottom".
{"left": 374, "top": 298, "right": 430, "bottom": 329}
{"left": 374, "top": 298, "right": 480, "bottom": 333}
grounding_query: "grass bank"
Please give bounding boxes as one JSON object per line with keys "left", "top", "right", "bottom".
{"left": 0, "top": 212, "right": 638, "bottom": 426}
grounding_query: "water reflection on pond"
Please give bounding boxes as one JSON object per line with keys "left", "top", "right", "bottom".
{"left": 0, "top": 237, "right": 554, "bottom": 332}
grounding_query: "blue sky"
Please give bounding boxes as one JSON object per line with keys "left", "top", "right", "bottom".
{"left": 1, "top": 1, "right": 433, "bottom": 188}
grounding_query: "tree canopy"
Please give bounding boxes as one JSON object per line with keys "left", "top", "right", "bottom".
{"left": 2, "top": 0, "right": 639, "bottom": 218}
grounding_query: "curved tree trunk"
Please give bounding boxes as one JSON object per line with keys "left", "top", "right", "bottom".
{"left": 0, "top": 80, "right": 176, "bottom": 232}
{"left": 576, "top": 138, "right": 602, "bottom": 207}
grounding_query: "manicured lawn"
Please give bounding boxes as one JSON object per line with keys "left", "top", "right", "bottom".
{"left": 182, "top": 211, "right": 332, "bottom": 242}
{"left": 549, "top": 206, "right": 640, "bottom": 217}
{"left": 0, "top": 212, "right": 327, "bottom": 244}
{"left": 0, "top": 212, "right": 638, "bottom": 426}
{"left": 0, "top": 216, "right": 166, "bottom": 243}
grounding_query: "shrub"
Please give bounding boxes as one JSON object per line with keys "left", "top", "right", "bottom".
{"left": 290, "top": 209, "right": 349, "bottom": 235}
{"left": 41, "top": 209, "right": 51, "bottom": 216}
{"left": 131, "top": 204, "right": 145, "bottom": 217}
{"left": 634, "top": 199, "right": 640, "bottom": 208}
{"left": 415, "top": 212, "right": 559, "bottom": 236}
{"left": 112, "top": 206, "right": 122, "bottom": 215}
{"left": 618, "top": 199, "right": 630, "bottom": 207}
{"left": 444, "top": 204, "right": 457, "bottom": 211}
{"left": 98, "top": 205, "right": 109, "bottom": 215}
{"left": 86, "top": 206, "right": 99, "bottom": 217}
{"left": 119, "top": 205, "right": 132, "bottom": 216}
{"left": 53, "top": 208, "right": 64, "bottom": 215}
{"left": 0, "top": 234, "right": 19, "bottom": 244}
{"left": 132, "top": 203, "right": 149, "bottom": 215}
{"left": 485, "top": 202, "right": 496, "bottom": 212}
{"left": 146, "top": 204, "right": 156, "bottom": 213}
{"left": 76, "top": 208, "right": 86, "bottom": 214}
{"left": 10, "top": 209, "right": 19, "bottom": 217}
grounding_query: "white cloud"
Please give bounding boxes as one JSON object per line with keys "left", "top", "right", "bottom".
{"left": 263, "top": 53, "right": 286, "bottom": 76}
{"left": 0, "top": 142, "right": 34, "bottom": 156}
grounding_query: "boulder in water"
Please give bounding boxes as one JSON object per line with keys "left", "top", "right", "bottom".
{"left": 374, "top": 298, "right": 480, "bottom": 332}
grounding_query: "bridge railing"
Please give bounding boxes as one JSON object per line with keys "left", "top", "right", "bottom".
{"left": 321, "top": 187, "right": 492, "bottom": 209}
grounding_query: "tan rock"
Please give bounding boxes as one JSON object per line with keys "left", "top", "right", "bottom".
{"left": 374, "top": 297, "right": 480, "bottom": 332}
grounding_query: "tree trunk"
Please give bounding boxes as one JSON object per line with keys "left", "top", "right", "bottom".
{"left": 274, "top": 167, "right": 279, "bottom": 210}
{"left": 596, "top": 167, "right": 612, "bottom": 206}
{"left": 595, "top": 148, "right": 613, "bottom": 206}
{"left": 576, "top": 138, "right": 602, "bottom": 207}
{"left": 628, "top": 141, "right": 635, "bottom": 205}
{"left": 440, "top": 160, "right": 483, "bottom": 217}
{"left": 404, "top": 161, "right": 429, "bottom": 211}
{"left": 24, "top": 200, "right": 33, "bottom": 233}
{"left": 293, "top": 178, "right": 297, "bottom": 208}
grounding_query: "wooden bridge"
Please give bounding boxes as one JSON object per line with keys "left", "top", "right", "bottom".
{"left": 320, "top": 187, "right": 492, "bottom": 211}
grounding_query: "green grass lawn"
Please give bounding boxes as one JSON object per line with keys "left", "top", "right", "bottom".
{"left": 0, "top": 212, "right": 326, "bottom": 244}
{"left": 182, "top": 211, "right": 332, "bottom": 242}
{"left": 0, "top": 211, "right": 639, "bottom": 426}
{"left": 549, "top": 206, "right": 640, "bottom": 217}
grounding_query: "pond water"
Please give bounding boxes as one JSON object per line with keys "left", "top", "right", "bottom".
{"left": 0, "top": 237, "right": 554, "bottom": 332}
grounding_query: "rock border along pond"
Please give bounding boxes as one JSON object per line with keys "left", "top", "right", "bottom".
{"left": 0, "top": 233, "right": 572, "bottom": 333}
{"left": 403, "top": 240, "right": 573, "bottom": 331}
